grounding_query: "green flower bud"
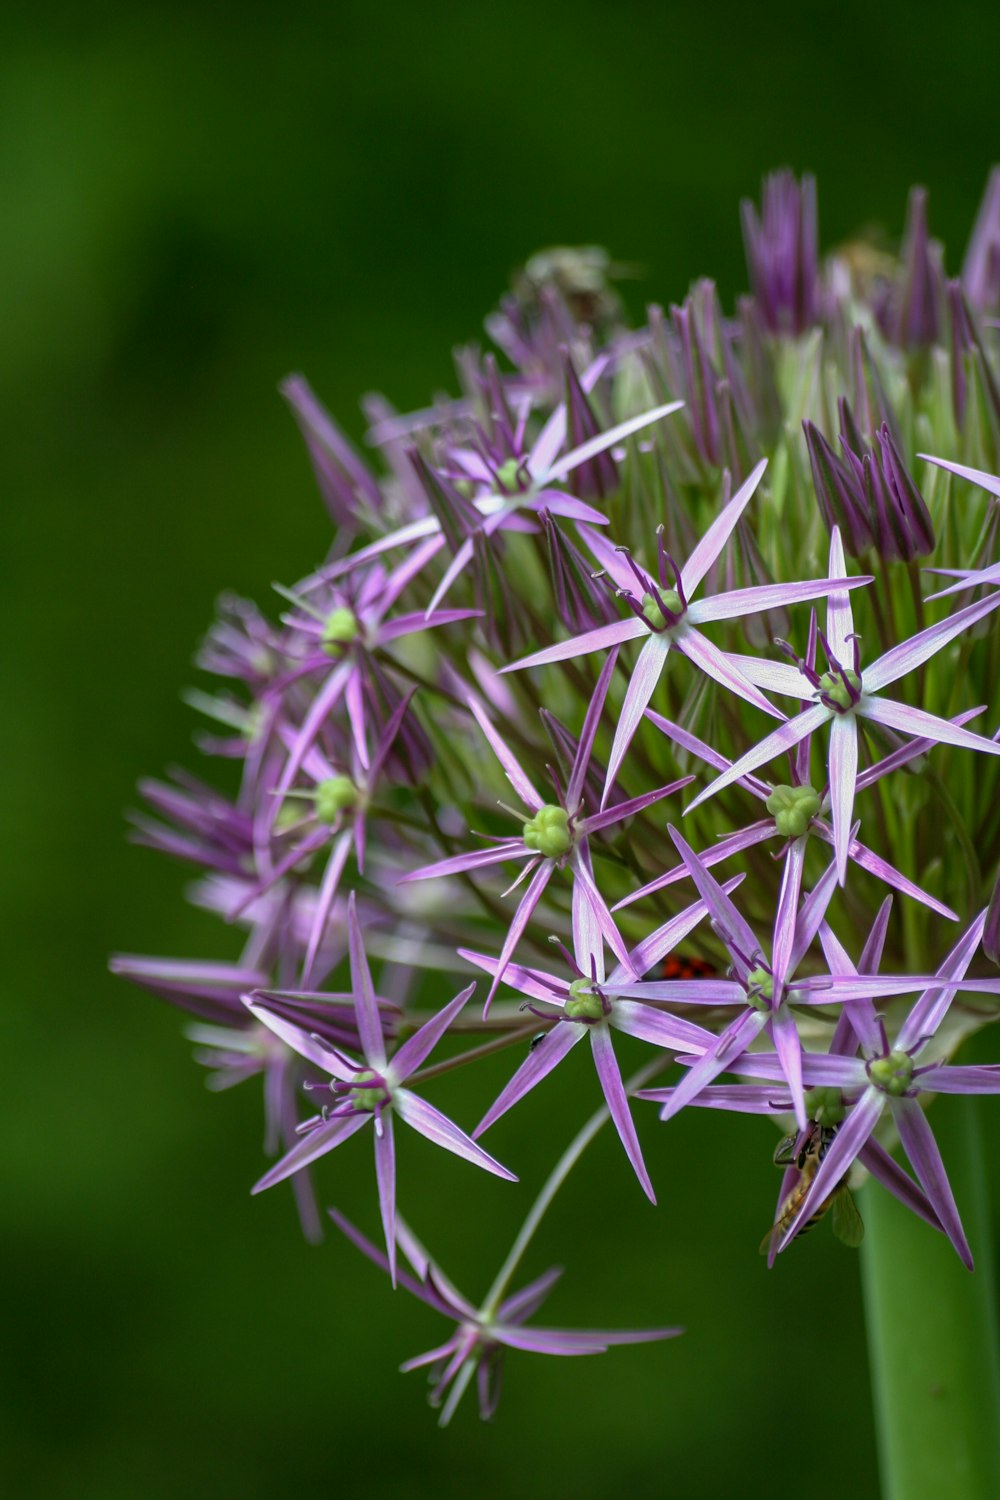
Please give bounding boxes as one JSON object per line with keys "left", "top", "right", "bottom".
{"left": 805, "top": 1086, "right": 846, "bottom": 1126}
{"left": 818, "top": 667, "right": 862, "bottom": 711}
{"left": 494, "top": 458, "right": 523, "bottom": 494}
{"left": 522, "top": 804, "right": 572, "bottom": 859}
{"left": 746, "top": 965, "right": 774, "bottom": 1010}
{"left": 565, "top": 977, "right": 606, "bottom": 1021}
{"left": 349, "top": 1069, "right": 389, "bottom": 1111}
{"left": 315, "top": 775, "right": 359, "bottom": 823}
{"left": 869, "top": 1050, "right": 914, "bottom": 1097}
{"left": 765, "top": 783, "right": 821, "bottom": 838}
{"left": 322, "top": 606, "right": 360, "bottom": 654}
{"left": 641, "top": 589, "right": 681, "bottom": 630}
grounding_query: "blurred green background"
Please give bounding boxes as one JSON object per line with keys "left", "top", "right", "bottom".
{"left": 6, "top": 3, "right": 1000, "bottom": 1496}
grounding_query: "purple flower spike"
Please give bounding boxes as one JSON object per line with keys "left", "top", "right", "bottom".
{"left": 963, "top": 166, "right": 1000, "bottom": 314}
{"left": 329, "top": 1209, "right": 680, "bottom": 1425}
{"left": 741, "top": 170, "right": 819, "bottom": 335}
{"left": 247, "top": 895, "right": 515, "bottom": 1285}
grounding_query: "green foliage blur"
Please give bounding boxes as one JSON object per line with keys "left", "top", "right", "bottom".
{"left": 5, "top": 3, "right": 1000, "bottom": 1496}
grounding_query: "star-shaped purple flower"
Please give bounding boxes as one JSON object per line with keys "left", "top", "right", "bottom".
{"left": 246, "top": 894, "right": 515, "bottom": 1283}
{"left": 685, "top": 526, "right": 1000, "bottom": 882}
{"left": 502, "top": 460, "right": 873, "bottom": 803}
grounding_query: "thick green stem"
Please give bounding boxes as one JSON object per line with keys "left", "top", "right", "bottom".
{"left": 860, "top": 1095, "right": 1000, "bottom": 1500}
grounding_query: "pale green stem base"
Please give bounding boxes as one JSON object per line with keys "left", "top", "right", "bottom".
{"left": 860, "top": 1096, "right": 1000, "bottom": 1500}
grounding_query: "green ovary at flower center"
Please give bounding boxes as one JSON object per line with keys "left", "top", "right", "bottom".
{"left": 322, "top": 606, "right": 360, "bottom": 654}
{"left": 315, "top": 775, "right": 359, "bottom": 823}
{"left": 494, "top": 457, "right": 524, "bottom": 493}
{"left": 869, "top": 1050, "right": 914, "bottom": 1097}
{"left": 818, "top": 667, "right": 861, "bottom": 711}
{"left": 641, "top": 590, "right": 681, "bottom": 630}
{"left": 565, "top": 977, "right": 606, "bottom": 1021}
{"left": 766, "top": 783, "right": 821, "bottom": 838}
{"left": 746, "top": 965, "right": 774, "bottom": 1010}
{"left": 806, "top": 1087, "right": 846, "bottom": 1126}
{"left": 349, "top": 1069, "right": 389, "bottom": 1111}
{"left": 522, "top": 804, "right": 572, "bottom": 858}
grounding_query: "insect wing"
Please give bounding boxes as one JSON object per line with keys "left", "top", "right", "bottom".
{"left": 830, "top": 1188, "right": 865, "bottom": 1248}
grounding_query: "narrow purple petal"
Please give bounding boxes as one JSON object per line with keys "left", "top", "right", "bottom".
{"left": 244, "top": 998, "right": 355, "bottom": 1077}
{"left": 496, "top": 1266, "right": 563, "bottom": 1325}
{"left": 610, "top": 1000, "right": 718, "bottom": 1053}
{"left": 377, "top": 606, "right": 483, "bottom": 644}
{"left": 602, "top": 633, "right": 671, "bottom": 804}
{"left": 769, "top": 1005, "right": 807, "bottom": 1130}
{"left": 828, "top": 713, "right": 859, "bottom": 886}
{"left": 474, "top": 1024, "right": 586, "bottom": 1136}
{"left": 394, "top": 1090, "right": 517, "bottom": 1179}
{"left": 825, "top": 527, "right": 856, "bottom": 660}
{"left": 620, "top": 873, "right": 747, "bottom": 979}
{"left": 893, "top": 1098, "right": 972, "bottom": 1269}
{"left": 495, "top": 1325, "right": 681, "bottom": 1354}
{"left": 544, "top": 400, "right": 685, "bottom": 483}
{"left": 680, "top": 458, "right": 768, "bottom": 596}
{"left": 391, "top": 984, "right": 476, "bottom": 1081}
{"left": 677, "top": 628, "right": 784, "bottom": 720}
{"left": 572, "top": 849, "right": 636, "bottom": 977}
{"left": 815, "top": 827, "right": 958, "bottom": 920}
{"left": 582, "top": 777, "right": 695, "bottom": 837}
{"left": 689, "top": 573, "right": 870, "bottom": 625}
{"left": 858, "top": 696, "right": 1000, "bottom": 758}
{"left": 591, "top": 1025, "right": 656, "bottom": 1202}
{"left": 567, "top": 650, "right": 618, "bottom": 810}
{"left": 302, "top": 830, "right": 353, "bottom": 986}
{"left": 458, "top": 949, "right": 569, "bottom": 1008}
{"left": 658, "top": 1010, "right": 769, "bottom": 1122}
{"left": 374, "top": 1112, "right": 397, "bottom": 1286}
{"left": 898, "top": 911, "right": 987, "bottom": 1050}
{"left": 684, "top": 704, "right": 830, "bottom": 814}
{"left": 667, "top": 826, "right": 759, "bottom": 959}
{"left": 917, "top": 453, "right": 1000, "bottom": 499}
{"left": 613, "top": 825, "right": 772, "bottom": 912}
{"left": 729, "top": 657, "right": 816, "bottom": 698}
{"left": 485, "top": 860, "right": 555, "bottom": 1010}
{"left": 502, "top": 617, "right": 646, "bottom": 673}
{"left": 918, "top": 1065, "right": 1000, "bottom": 1094}
{"left": 467, "top": 696, "right": 543, "bottom": 812}
{"left": 637, "top": 1083, "right": 790, "bottom": 1113}
{"left": 858, "top": 1140, "right": 943, "bottom": 1231}
{"left": 866, "top": 590, "right": 1000, "bottom": 693}
{"left": 349, "top": 891, "right": 386, "bottom": 1068}
{"left": 274, "top": 659, "right": 352, "bottom": 802}
{"left": 771, "top": 836, "right": 807, "bottom": 990}
{"left": 645, "top": 709, "right": 772, "bottom": 796}
{"left": 327, "top": 1206, "right": 450, "bottom": 1311}
{"left": 399, "top": 842, "right": 528, "bottom": 883}
{"left": 252, "top": 1111, "right": 370, "bottom": 1192}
